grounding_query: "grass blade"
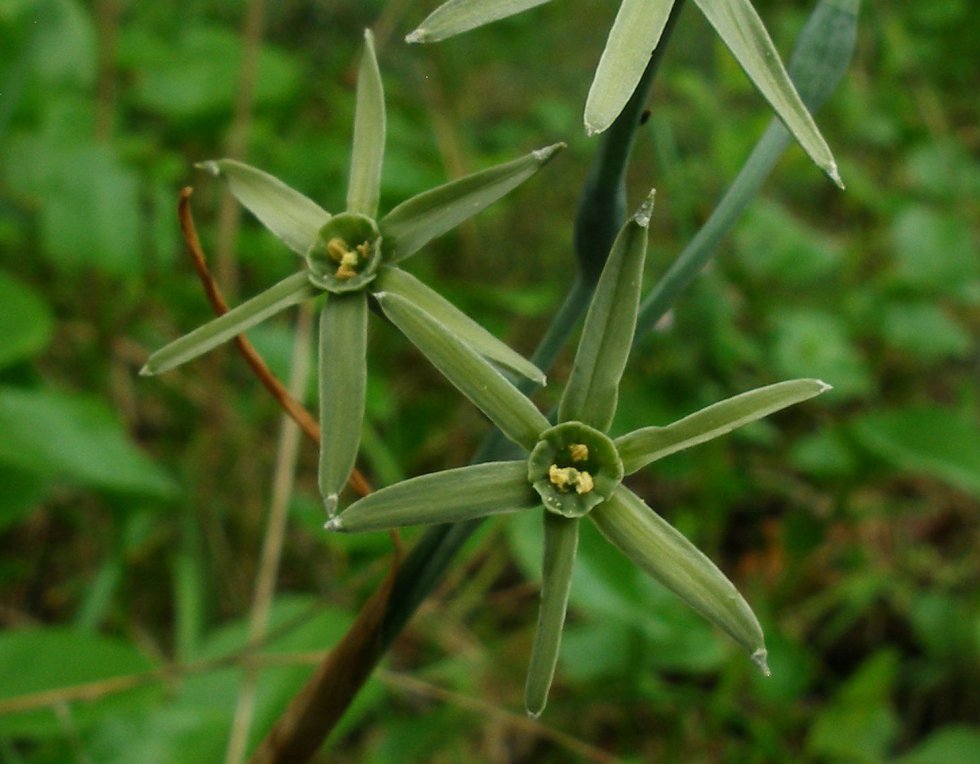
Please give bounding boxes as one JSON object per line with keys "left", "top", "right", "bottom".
{"left": 406, "top": 0, "right": 553, "bottom": 43}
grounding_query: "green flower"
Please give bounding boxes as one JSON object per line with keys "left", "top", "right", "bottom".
{"left": 408, "top": 0, "right": 843, "bottom": 186}
{"left": 326, "top": 189, "right": 831, "bottom": 716}
{"left": 140, "top": 31, "right": 562, "bottom": 513}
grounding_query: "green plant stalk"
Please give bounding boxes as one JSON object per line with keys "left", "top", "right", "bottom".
{"left": 378, "top": 0, "right": 686, "bottom": 655}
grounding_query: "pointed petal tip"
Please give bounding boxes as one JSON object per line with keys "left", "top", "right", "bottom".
{"left": 363, "top": 28, "right": 374, "bottom": 43}
{"left": 195, "top": 160, "right": 220, "bottom": 176}
{"left": 323, "top": 493, "right": 339, "bottom": 517}
{"left": 138, "top": 364, "right": 154, "bottom": 377}
{"left": 816, "top": 379, "right": 833, "bottom": 393}
{"left": 525, "top": 706, "right": 543, "bottom": 720}
{"left": 829, "top": 163, "right": 845, "bottom": 190}
{"left": 633, "top": 189, "right": 657, "bottom": 228}
{"left": 405, "top": 28, "right": 426, "bottom": 44}
{"left": 532, "top": 143, "right": 566, "bottom": 164}
{"left": 324, "top": 516, "right": 344, "bottom": 532}
{"left": 752, "top": 647, "right": 771, "bottom": 677}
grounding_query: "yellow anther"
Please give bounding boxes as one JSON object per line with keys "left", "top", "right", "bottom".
{"left": 355, "top": 240, "right": 371, "bottom": 258}
{"left": 574, "top": 471, "right": 594, "bottom": 494}
{"left": 326, "top": 237, "right": 349, "bottom": 262}
{"left": 548, "top": 464, "right": 594, "bottom": 495}
{"left": 569, "top": 443, "right": 589, "bottom": 462}
{"left": 335, "top": 250, "right": 360, "bottom": 280}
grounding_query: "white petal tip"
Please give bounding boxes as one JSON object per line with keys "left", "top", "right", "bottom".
{"left": 633, "top": 189, "right": 656, "bottom": 228}
{"left": 138, "top": 364, "right": 153, "bottom": 377}
{"left": 405, "top": 29, "right": 427, "bottom": 44}
{"left": 816, "top": 380, "right": 833, "bottom": 393}
{"left": 532, "top": 143, "right": 566, "bottom": 163}
{"left": 752, "top": 648, "right": 771, "bottom": 677}
{"left": 324, "top": 516, "right": 344, "bottom": 531}
{"left": 584, "top": 122, "right": 601, "bottom": 138}
{"left": 525, "top": 707, "right": 543, "bottom": 720}
{"left": 323, "top": 494, "right": 339, "bottom": 516}
{"left": 195, "top": 160, "right": 220, "bottom": 176}
{"left": 828, "top": 163, "right": 845, "bottom": 190}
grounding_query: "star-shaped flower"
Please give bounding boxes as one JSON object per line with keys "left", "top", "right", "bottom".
{"left": 141, "top": 31, "right": 562, "bottom": 513}
{"left": 408, "top": 0, "right": 842, "bottom": 186}
{"left": 326, "top": 189, "right": 830, "bottom": 715}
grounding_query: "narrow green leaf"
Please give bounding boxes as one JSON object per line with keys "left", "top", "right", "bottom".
{"left": 141, "top": 271, "right": 313, "bottom": 375}
{"left": 380, "top": 143, "right": 564, "bottom": 262}
{"left": 376, "top": 266, "right": 545, "bottom": 385}
{"left": 616, "top": 379, "right": 831, "bottom": 475}
{"left": 198, "top": 159, "right": 331, "bottom": 256}
{"left": 584, "top": 0, "right": 675, "bottom": 135}
{"left": 525, "top": 512, "right": 578, "bottom": 718}
{"left": 559, "top": 191, "right": 654, "bottom": 431}
{"left": 693, "top": 0, "right": 842, "bottom": 187}
{"left": 326, "top": 460, "right": 534, "bottom": 533}
{"left": 406, "top": 0, "right": 553, "bottom": 43}
{"left": 592, "top": 486, "right": 769, "bottom": 672}
{"left": 318, "top": 292, "right": 368, "bottom": 515}
{"left": 346, "top": 30, "right": 385, "bottom": 218}
{"left": 377, "top": 291, "right": 549, "bottom": 451}
{"left": 0, "top": 270, "right": 54, "bottom": 369}
{"left": 786, "top": 0, "right": 861, "bottom": 115}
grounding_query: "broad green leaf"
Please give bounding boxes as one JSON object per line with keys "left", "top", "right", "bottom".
{"left": 584, "top": 0, "right": 675, "bottom": 135}
{"left": 591, "top": 485, "right": 768, "bottom": 671}
{"left": 693, "top": 0, "right": 842, "bottom": 186}
{"left": 376, "top": 291, "right": 549, "bottom": 450}
{"left": 346, "top": 30, "right": 385, "bottom": 218}
{"left": 406, "top": 0, "right": 553, "bottom": 43}
{"left": 525, "top": 512, "right": 578, "bottom": 718}
{"left": 0, "top": 627, "right": 158, "bottom": 738}
{"left": 198, "top": 159, "right": 330, "bottom": 256}
{"left": 141, "top": 271, "right": 314, "bottom": 375}
{"left": 327, "top": 460, "right": 534, "bottom": 532}
{"left": 0, "top": 467, "right": 49, "bottom": 532}
{"left": 375, "top": 266, "right": 545, "bottom": 385}
{"left": 0, "top": 387, "right": 176, "bottom": 497}
{"left": 318, "top": 292, "right": 368, "bottom": 514}
{"left": 616, "top": 379, "right": 831, "bottom": 475}
{"left": 380, "top": 143, "right": 564, "bottom": 262}
{"left": 0, "top": 271, "right": 53, "bottom": 369}
{"left": 895, "top": 726, "right": 980, "bottom": 764}
{"left": 558, "top": 191, "right": 653, "bottom": 431}
{"left": 851, "top": 406, "right": 980, "bottom": 499}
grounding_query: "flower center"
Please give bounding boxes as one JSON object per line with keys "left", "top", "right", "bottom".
{"left": 528, "top": 423, "right": 623, "bottom": 518}
{"left": 306, "top": 213, "right": 383, "bottom": 294}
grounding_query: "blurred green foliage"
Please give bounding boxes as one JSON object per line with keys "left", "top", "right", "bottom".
{"left": 0, "top": 0, "right": 977, "bottom": 761}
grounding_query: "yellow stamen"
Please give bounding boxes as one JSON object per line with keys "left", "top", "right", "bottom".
{"left": 335, "top": 250, "right": 360, "bottom": 280}
{"left": 326, "top": 237, "right": 349, "bottom": 262}
{"left": 548, "top": 464, "right": 594, "bottom": 494}
{"left": 569, "top": 443, "right": 589, "bottom": 462}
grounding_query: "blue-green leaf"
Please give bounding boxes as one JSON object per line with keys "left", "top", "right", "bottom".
{"left": 558, "top": 191, "right": 653, "bottom": 431}
{"left": 591, "top": 486, "right": 768, "bottom": 671}
{"left": 327, "top": 460, "right": 534, "bottom": 532}
{"left": 380, "top": 143, "right": 564, "bottom": 262}
{"left": 406, "top": 0, "right": 553, "bottom": 43}
{"left": 346, "top": 30, "right": 385, "bottom": 218}
{"left": 616, "top": 379, "right": 831, "bottom": 475}
{"left": 376, "top": 291, "right": 549, "bottom": 451}
{"left": 318, "top": 292, "right": 368, "bottom": 514}
{"left": 198, "top": 159, "right": 331, "bottom": 256}
{"left": 584, "top": 0, "right": 675, "bottom": 135}
{"left": 375, "top": 266, "right": 545, "bottom": 385}
{"left": 141, "top": 271, "right": 314, "bottom": 376}
{"left": 525, "top": 512, "right": 578, "bottom": 718}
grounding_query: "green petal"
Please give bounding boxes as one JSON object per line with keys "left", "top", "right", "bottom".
{"left": 197, "top": 160, "right": 331, "bottom": 256}
{"left": 558, "top": 191, "right": 654, "bottom": 431}
{"left": 380, "top": 143, "right": 564, "bottom": 262}
{"left": 525, "top": 512, "right": 578, "bottom": 718}
{"left": 406, "top": 0, "right": 554, "bottom": 43}
{"left": 376, "top": 291, "right": 549, "bottom": 451}
{"left": 591, "top": 486, "right": 769, "bottom": 672}
{"left": 616, "top": 379, "right": 831, "bottom": 474}
{"left": 318, "top": 292, "right": 368, "bottom": 515}
{"left": 375, "top": 266, "right": 545, "bottom": 385}
{"left": 140, "top": 271, "right": 314, "bottom": 375}
{"left": 346, "top": 30, "right": 386, "bottom": 218}
{"left": 693, "top": 0, "right": 842, "bottom": 187}
{"left": 326, "top": 460, "right": 534, "bottom": 533}
{"left": 584, "top": 0, "right": 675, "bottom": 135}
